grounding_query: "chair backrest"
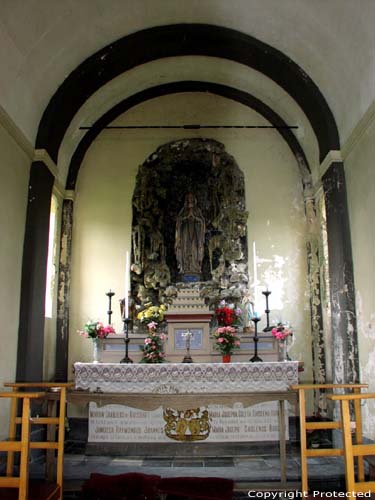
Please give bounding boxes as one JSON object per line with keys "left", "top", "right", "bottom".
{"left": 329, "top": 392, "right": 375, "bottom": 495}
{"left": 0, "top": 391, "right": 45, "bottom": 500}
{"left": 1, "top": 382, "right": 73, "bottom": 500}
{"left": 290, "top": 383, "right": 368, "bottom": 494}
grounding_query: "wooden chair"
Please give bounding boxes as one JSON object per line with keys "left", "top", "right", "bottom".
{"left": 329, "top": 392, "right": 375, "bottom": 496}
{"left": 0, "top": 391, "right": 45, "bottom": 499}
{"left": 0, "top": 382, "right": 73, "bottom": 500}
{"left": 290, "top": 383, "right": 368, "bottom": 494}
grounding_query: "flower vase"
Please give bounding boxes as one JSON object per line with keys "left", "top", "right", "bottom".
{"left": 222, "top": 354, "right": 231, "bottom": 363}
{"left": 278, "top": 341, "right": 290, "bottom": 362}
{"left": 92, "top": 338, "right": 100, "bottom": 363}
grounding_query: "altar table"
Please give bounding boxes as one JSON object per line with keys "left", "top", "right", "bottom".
{"left": 71, "top": 362, "right": 299, "bottom": 485}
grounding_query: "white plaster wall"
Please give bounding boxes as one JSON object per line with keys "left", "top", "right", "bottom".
{"left": 345, "top": 114, "right": 375, "bottom": 439}
{"left": 0, "top": 121, "right": 30, "bottom": 438}
{"left": 69, "top": 93, "right": 312, "bottom": 384}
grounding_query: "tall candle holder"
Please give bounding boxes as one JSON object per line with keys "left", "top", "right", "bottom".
{"left": 249, "top": 316, "right": 263, "bottom": 362}
{"left": 106, "top": 290, "right": 115, "bottom": 325}
{"left": 262, "top": 290, "right": 272, "bottom": 332}
{"left": 120, "top": 317, "right": 133, "bottom": 364}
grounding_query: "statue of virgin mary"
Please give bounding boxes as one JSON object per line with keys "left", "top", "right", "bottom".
{"left": 175, "top": 193, "right": 206, "bottom": 276}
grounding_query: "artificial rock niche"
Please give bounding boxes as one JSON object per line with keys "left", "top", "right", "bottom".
{"left": 131, "top": 138, "right": 249, "bottom": 316}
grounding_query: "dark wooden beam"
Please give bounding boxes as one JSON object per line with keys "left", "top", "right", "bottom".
{"left": 16, "top": 161, "right": 54, "bottom": 382}
{"left": 322, "top": 162, "right": 359, "bottom": 384}
{"left": 36, "top": 24, "right": 339, "bottom": 165}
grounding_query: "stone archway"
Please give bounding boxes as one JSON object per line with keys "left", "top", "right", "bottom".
{"left": 130, "top": 138, "right": 249, "bottom": 313}
{"left": 16, "top": 23, "right": 358, "bottom": 386}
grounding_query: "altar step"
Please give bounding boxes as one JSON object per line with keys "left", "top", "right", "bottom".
{"left": 61, "top": 418, "right": 347, "bottom": 498}
{"left": 61, "top": 453, "right": 347, "bottom": 499}
{"left": 84, "top": 441, "right": 298, "bottom": 457}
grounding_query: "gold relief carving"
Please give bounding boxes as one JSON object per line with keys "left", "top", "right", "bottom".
{"left": 163, "top": 407, "right": 211, "bottom": 441}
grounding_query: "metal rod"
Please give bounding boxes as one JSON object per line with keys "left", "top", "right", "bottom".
{"left": 80, "top": 124, "right": 298, "bottom": 130}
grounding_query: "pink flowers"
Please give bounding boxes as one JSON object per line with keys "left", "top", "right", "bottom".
{"left": 213, "top": 325, "right": 241, "bottom": 355}
{"left": 216, "top": 326, "right": 236, "bottom": 334}
{"left": 271, "top": 322, "right": 293, "bottom": 341}
{"left": 78, "top": 320, "right": 115, "bottom": 339}
{"left": 101, "top": 324, "right": 115, "bottom": 337}
{"left": 140, "top": 321, "right": 167, "bottom": 363}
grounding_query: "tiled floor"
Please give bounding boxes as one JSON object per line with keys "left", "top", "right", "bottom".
{"left": 61, "top": 452, "right": 348, "bottom": 498}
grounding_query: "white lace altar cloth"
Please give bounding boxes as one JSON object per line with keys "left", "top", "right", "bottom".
{"left": 74, "top": 362, "right": 298, "bottom": 393}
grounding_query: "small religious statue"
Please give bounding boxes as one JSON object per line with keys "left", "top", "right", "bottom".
{"left": 182, "top": 329, "right": 194, "bottom": 363}
{"left": 175, "top": 193, "right": 206, "bottom": 278}
{"left": 242, "top": 289, "right": 255, "bottom": 333}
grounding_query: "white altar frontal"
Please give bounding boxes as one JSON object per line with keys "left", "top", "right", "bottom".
{"left": 71, "top": 361, "right": 298, "bottom": 483}
{"left": 73, "top": 361, "right": 298, "bottom": 394}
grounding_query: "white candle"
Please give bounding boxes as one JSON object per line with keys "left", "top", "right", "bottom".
{"left": 253, "top": 241, "right": 258, "bottom": 310}
{"left": 125, "top": 251, "right": 130, "bottom": 318}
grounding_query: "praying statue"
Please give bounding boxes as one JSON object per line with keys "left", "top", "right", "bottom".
{"left": 242, "top": 288, "right": 255, "bottom": 330}
{"left": 175, "top": 193, "right": 206, "bottom": 276}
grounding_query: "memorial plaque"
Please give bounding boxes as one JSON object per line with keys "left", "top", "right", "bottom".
{"left": 88, "top": 401, "right": 288, "bottom": 443}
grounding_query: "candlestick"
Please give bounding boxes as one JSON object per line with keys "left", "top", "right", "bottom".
{"left": 125, "top": 251, "right": 130, "bottom": 318}
{"left": 249, "top": 315, "right": 263, "bottom": 362}
{"left": 120, "top": 317, "right": 133, "bottom": 364}
{"left": 106, "top": 289, "right": 115, "bottom": 325}
{"left": 262, "top": 290, "right": 272, "bottom": 332}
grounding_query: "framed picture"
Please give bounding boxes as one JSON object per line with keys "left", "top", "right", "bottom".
{"left": 174, "top": 328, "right": 204, "bottom": 350}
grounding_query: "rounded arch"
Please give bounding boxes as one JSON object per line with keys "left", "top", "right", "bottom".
{"left": 66, "top": 81, "right": 311, "bottom": 190}
{"left": 36, "top": 23, "right": 339, "bottom": 165}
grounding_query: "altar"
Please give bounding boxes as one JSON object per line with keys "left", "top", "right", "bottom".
{"left": 71, "top": 361, "right": 299, "bottom": 483}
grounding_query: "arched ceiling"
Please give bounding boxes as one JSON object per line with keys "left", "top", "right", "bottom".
{"left": 58, "top": 57, "right": 319, "bottom": 187}
{"left": 1, "top": 0, "right": 374, "bottom": 181}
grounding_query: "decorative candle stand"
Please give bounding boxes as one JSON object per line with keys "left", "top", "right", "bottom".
{"left": 182, "top": 329, "right": 193, "bottom": 363}
{"left": 250, "top": 316, "right": 263, "bottom": 362}
{"left": 262, "top": 290, "right": 272, "bottom": 332}
{"left": 120, "top": 317, "right": 133, "bottom": 364}
{"left": 106, "top": 290, "right": 115, "bottom": 325}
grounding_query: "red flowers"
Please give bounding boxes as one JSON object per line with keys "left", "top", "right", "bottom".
{"left": 215, "top": 303, "right": 242, "bottom": 326}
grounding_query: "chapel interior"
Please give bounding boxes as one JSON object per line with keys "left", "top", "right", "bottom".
{"left": 1, "top": 1, "right": 375, "bottom": 499}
